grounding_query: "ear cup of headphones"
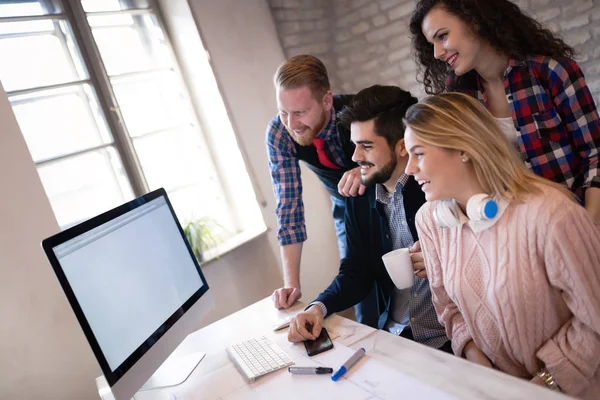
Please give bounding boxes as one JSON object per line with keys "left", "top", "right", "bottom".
{"left": 433, "top": 200, "right": 460, "bottom": 228}
{"left": 433, "top": 195, "right": 500, "bottom": 229}
{"left": 466, "top": 194, "right": 499, "bottom": 222}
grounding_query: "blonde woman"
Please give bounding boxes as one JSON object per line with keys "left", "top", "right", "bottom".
{"left": 403, "top": 92, "right": 600, "bottom": 398}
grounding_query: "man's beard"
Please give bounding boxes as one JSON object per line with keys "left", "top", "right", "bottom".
{"left": 290, "top": 128, "right": 317, "bottom": 146}
{"left": 359, "top": 153, "right": 397, "bottom": 187}
{"left": 287, "top": 111, "right": 327, "bottom": 147}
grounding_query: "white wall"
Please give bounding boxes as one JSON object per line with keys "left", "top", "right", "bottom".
{"left": 184, "top": 0, "right": 342, "bottom": 302}
{"left": 0, "top": 82, "right": 99, "bottom": 399}
{"left": 0, "top": 1, "right": 340, "bottom": 398}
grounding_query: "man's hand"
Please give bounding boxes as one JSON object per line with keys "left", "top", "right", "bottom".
{"left": 409, "top": 240, "right": 426, "bottom": 278}
{"left": 272, "top": 287, "right": 301, "bottom": 309}
{"left": 338, "top": 167, "right": 367, "bottom": 197}
{"left": 287, "top": 306, "right": 324, "bottom": 342}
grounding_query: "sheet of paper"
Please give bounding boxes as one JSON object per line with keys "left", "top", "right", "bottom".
{"left": 221, "top": 341, "right": 458, "bottom": 400}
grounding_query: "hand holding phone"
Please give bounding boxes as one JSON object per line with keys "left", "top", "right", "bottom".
{"left": 304, "top": 327, "right": 334, "bottom": 356}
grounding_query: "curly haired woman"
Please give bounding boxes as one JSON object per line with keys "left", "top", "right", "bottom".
{"left": 409, "top": 0, "right": 600, "bottom": 224}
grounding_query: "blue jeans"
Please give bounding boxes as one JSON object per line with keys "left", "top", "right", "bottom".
{"left": 331, "top": 195, "right": 379, "bottom": 328}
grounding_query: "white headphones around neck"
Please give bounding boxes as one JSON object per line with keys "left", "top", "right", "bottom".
{"left": 433, "top": 194, "right": 500, "bottom": 229}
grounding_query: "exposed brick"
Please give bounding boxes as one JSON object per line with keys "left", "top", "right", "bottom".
{"left": 337, "top": 57, "right": 349, "bottom": 68}
{"left": 337, "top": 68, "right": 356, "bottom": 80}
{"left": 349, "top": 51, "right": 370, "bottom": 63}
{"left": 341, "top": 82, "right": 353, "bottom": 93}
{"left": 268, "top": 0, "right": 284, "bottom": 8}
{"left": 512, "top": 0, "right": 530, "bottom": 9}
{"left": 380, "top": 65, "right": 402, "bottom": 80}
{"left": 351, "top": 21, "right": 370, "bottom": 35}
{"left": 399, "top": 59, "right": 416, "bottom": 73}
{"left": 587, "top": 79, "right": 600, "bottom": 96}
{"left": 334, "top": 2, "right": 352, "bottom": 17}
{"left": 537, "top": 7, "right": 560, "bottom": 22}
{"left": 389, "top": 33, "right": 412, "bottom": 49}
{"left": 546, "top": 22, "right": 559, "bottom": 33}
{"left": 282, "top": 35, "right": 301, "bottom": 47}
{"left": 315, "top": 19, "right": 329, "bottom": 30}
{"left": 578, "top": 53, "right": 591, "bottom": 63}
{"left": 584, "top": 63, "right": 600, "bottom": 76}
{"left": 388, "top": 2, "right": 414, "bottom": 20}
{"left": 281, "top": 0, "right": 301, "bottom": 8}
{"left": 336, "top": 39, "right": 366, "bottom": 53}
{"left": 366, "top": 22, "right": 407, "bottom": 43}
{"left": 299, "top": 21, "right": 316, "bottom": 31}
{"left": 361, "top": 59, "right": 380, "bottom": 71}
{"left": 270, "top": 0, "right": 600, "bottom": 99}
{"left": 336, "top": 11, "right": 361, "bottom": 28}
{"left": 372, "top": 15, "right": 387, "bottom": 27}
{"left": 565, "top": 30, "right": 591, "bottom": 47}
{"left": 559, "top": 15, "right": 589, "bottom": 31}
{"left": 378, "top": 0, "right": 407, "bottom": 12}
{"left": 529, "top": 0, "right": 550, "bottom": 7}
{"left": 279, "top": 22, "right": 301, "bottom": 35}
{"left": 350, "top": 0, "right": 372, "bottom": 10}
{"left": 335, "top": 31, "right": 353, "bottom": 43}
{"left": 575, "top": 0, "right": 594, "bottom": 13}
{"left": 288, "top": 42, "right": 330, "bottom": 56}
{"left": 388, "top": 47, "right": 411, "bottom": 62}
{"left": 359, "top": 3, "right": 380, "bottom": 19}
{"left": 272, "top": 9, "right": 288, "bottom": 21}
{"left": 369, "top": 44, "right": 389, "bottom": 55}
{"left": 299, "top": 9, "right": 326, "bottom": 20}
{"left": 353, "top": 73, "right": 376, "bottom": 88}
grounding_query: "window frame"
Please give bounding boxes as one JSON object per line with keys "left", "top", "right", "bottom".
{"left": 1, "top": 0, "right": 246, "bottom": 235}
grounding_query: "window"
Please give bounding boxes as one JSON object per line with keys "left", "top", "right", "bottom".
{"left": 0, "top": 0, "right": 264, "bottom": 254}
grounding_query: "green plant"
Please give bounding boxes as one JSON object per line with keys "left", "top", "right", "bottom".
{"left": 183, "top": 217, "right": 224, "bottom": 263}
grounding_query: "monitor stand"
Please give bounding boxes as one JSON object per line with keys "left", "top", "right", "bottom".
{"left": 139, "top": 352, "right": 206, "bottom": 391}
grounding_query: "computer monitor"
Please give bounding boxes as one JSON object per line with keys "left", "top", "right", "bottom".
{"left": 42, "top": 188, "right": 211, "bottom": 400}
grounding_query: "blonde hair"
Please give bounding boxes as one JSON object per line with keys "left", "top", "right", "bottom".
{"left": 403, "top": 92, "right": 574, "bottom": 202}
{"left": 274, "top": 54, "right": 330, "bottom": 100}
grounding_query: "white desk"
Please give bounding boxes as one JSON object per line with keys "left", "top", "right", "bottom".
{"left": 98, "top": 297, "right": 571, "bottom": 399}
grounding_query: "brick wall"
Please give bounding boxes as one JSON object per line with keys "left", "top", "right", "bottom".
{"left": 268, "top": 0, "right": 600, "bottom": 102}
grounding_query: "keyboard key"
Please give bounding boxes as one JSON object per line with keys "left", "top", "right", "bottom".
{"left": 225, "top": 336, "right": 294, "bottom": 382}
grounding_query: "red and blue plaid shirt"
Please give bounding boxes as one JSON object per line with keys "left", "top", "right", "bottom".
{"left": 266, "top": 107, "right": 352, "bottom": 246}
{"left": 457, "top": 56, "right": 600, "bottom": 202}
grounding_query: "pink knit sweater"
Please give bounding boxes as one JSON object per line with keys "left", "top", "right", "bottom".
{"left": 416, "top": 185, "right": 600, "bottom": 399}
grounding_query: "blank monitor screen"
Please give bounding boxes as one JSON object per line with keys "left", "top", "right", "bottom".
{"left": 42, "top": 188, "right": 209, "bottom": 387}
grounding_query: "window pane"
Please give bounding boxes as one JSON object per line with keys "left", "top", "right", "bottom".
{"left": 88, "top": 13, "right": 170, "bottom": 76}
{"left": 111, "top": 71, "right": 192, "bottom": 136}
{"left": 132, "top": 128, "right": 234, "bottom": 230}
{"left": 133, "top": 128, "right": 217, "bottom": 190}
{"left": 10, "top": 84, "right": 113, "bottom": 162}
{"left": 81, "top": 0, "right": 149, "bottom": 13}
{"left": 0, "top": 19, "right": 88, "bottom": 92}
{"left": 169, "top": 185, "right": 236, "bottom": 237}
{"left": 38, "top": 147, "right": 134, "bottom": 228}
{"left": 0, "top": 19, "right": 54, "bottom": 35}
{"left": 0, "top": 0, "right": 62, "bottom": 17}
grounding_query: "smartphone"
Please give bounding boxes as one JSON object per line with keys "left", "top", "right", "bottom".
{"left": 304, "top": 327, "right": 334, "bottom": 357}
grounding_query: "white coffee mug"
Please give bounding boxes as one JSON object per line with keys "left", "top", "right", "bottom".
{"left": 381, "top": 248, "right": 414, "bottom": 289}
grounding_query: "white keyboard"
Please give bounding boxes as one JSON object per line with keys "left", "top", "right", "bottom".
{"left": 226, "top": 336, "right": 294, "bottom": 382}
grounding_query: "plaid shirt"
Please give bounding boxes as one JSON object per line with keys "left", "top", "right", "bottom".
{"left": 459, "top": 56, "right": 600, "bottom": 201}
{"left": 376, "top": 174, "right": 448, "bottom": 349}
{"left": 266, "top": 107, "right": 352, "bottom": 245}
